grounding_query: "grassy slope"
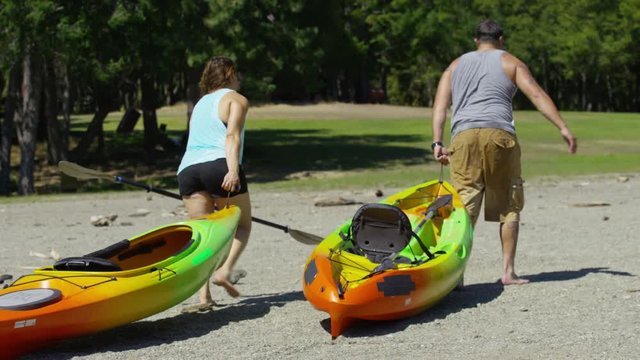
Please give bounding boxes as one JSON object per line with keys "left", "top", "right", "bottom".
{"left": 242, "top": 111, "right": 640, "bottom": 190}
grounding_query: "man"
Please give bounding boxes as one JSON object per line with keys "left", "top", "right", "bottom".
{"left": 431, "top": 19, "right": 577, "bottom": 285}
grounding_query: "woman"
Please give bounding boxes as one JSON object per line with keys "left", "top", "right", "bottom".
{"left": 177, "top": 56, "right": 251, "bottom": 309}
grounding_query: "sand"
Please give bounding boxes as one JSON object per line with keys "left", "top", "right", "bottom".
{"left": 1, "top": 174, "right": 638, "bottom": 359}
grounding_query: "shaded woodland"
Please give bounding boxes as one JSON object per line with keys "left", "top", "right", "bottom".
{"left": 1, "top": 0, "right": 638, "bottom": 195}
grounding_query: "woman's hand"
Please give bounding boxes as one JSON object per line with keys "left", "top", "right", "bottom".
{"left": 221, "top": 171, "right": 240, "bottom": 192}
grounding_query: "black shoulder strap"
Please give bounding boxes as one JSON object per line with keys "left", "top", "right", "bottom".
{"left": 410, "top": 231, "right": 434, "bottom": 259}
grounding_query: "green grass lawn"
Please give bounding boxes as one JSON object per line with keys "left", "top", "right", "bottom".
{"left": 63, "top": 109, "right": 640, "bottom": 193}
{"left": 243, "top": 111, "right": 640, "bottom": 190}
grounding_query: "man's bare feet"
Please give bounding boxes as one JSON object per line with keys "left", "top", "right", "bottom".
{"left": 501, "top": 273, "right": 530, "bottom": 285}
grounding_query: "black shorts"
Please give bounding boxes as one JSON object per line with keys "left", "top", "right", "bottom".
{"left": 178, "top": 159, "right": 249, "bottom": 197}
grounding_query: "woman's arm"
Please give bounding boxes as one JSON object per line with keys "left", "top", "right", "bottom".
{"left": 220, "top": 92, "right": 249, "bottom": 191}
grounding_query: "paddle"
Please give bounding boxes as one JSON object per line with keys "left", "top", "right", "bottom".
{"left": 58, "top": 161, "right": 323, "bottom": 245}
{"left": 413, "top": 193, "right": 453, "bottom": 233}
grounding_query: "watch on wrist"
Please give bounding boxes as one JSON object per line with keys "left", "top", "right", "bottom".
{"left": 431, "top": 141, "right": 443, "bottom": 151}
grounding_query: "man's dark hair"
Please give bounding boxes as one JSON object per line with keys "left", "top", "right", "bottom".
{"left": 474, "top": 20, "right": 503, "bottom": 42}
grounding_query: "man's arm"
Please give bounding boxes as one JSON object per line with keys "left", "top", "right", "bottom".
{"left": 510, "top": 56, "right": 577, "bottom": 153}
{"left": 431, "top": 59, "right": 458, "bottom": 164}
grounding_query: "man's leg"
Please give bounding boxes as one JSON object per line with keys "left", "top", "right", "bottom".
{"left": 499, "top": 221, "right": 529, "bottom": 285}
{"left": 481, "top": 129, "right": 528, "bottom": 285}
{"left": 448, "top": 130, "right": 483, "bottom": 289}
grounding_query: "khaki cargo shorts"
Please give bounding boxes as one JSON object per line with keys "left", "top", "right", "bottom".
{"left": 448, "top": 128, "right": 525, "bottom": 224}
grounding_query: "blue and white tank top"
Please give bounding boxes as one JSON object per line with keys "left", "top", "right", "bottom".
{"left": 451, "top": 50, "right": 517, "bottom": 137}
{"left": 177, "top": 88, "right": 244, "bottom": 174}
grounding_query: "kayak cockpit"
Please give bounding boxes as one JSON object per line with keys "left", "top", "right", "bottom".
{"left": 45, "top": 225, "right": 195, "bottom": 273}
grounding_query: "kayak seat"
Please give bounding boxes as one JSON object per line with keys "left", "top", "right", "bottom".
{"left": 84, "top": 239, "right": 130, "bottom": 259}
{"left": 348, "top": 203, "right": 419, "bottom": 263}
{"left": 53, "top": 256, "right": 122, "bottom": 272}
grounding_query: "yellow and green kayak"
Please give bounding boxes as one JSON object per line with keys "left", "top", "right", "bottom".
{"left": 0, "top": 206, "right": 240, "bottom": 358}
{"left": 303, "top": 180, "right": 473, "bottom": 337}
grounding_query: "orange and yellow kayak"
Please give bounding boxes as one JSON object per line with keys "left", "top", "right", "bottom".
{"left": 0, "top": 206, "right": 240, "bottom": 358}
{"left": 302, "top": 180, "right": 473, "bottom": 338}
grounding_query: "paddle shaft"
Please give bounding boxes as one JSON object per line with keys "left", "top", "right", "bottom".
{"left": 57, "top": 161, "right": 323, "bottom": 244}
{"left": 115, "top": 176, "right": 291, "bottom": 232}
{"left": 116, "top": 176, "right": 182, "bottom": 200}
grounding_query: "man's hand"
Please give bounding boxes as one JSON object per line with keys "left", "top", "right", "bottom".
{"left": 560, "top": 127, "right": 577, "bottom": 154}
{"left": 433, "top": 145, "right": 450, "bottom": 165}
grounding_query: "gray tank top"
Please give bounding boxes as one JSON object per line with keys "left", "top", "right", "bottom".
{"left": 450, "top": 50, "right": 517, "bottom": 137}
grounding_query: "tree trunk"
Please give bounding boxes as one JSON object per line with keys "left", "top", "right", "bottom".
{"left": 580, "top": 72, "right": 588, "bottom": 111}
{"left": 186, "top": 67, "right": 202, "bottom": 106}
{"left": 141, "top": 75, "right": 160, "bottom": 160}
{"left": 355, "top": 60, "right": 369, "bottom": 104}
{"left": 541, "top": 55, "right": 549, "bottom": 91}
{"left": 70, "top": 83, "right": 117, "bottom": 161}
{"left": 15, "top": 53, "right": 43, "bottom": 195}
{"left": 44, "top": 56, "right": 65, "bottom": 165}
{"left": 57, "top": 59, "right": 71, "bottom": 156}
{"left": 637, "top": 71, "right": 640, "bottom": 112}
{"left": 380, "top": 66, "right": 388, "bottom": 104}
{"left": 116, "top": 108, "right": 141, "bottom": 134}
{"left": 69, "top": 109, "right": 109, "bottom": 161}
{"left": 183, "top": 67, "right": 202, "bottom": 148}
{"left": 0, "top": 65, "right": 21, "bottom": 195}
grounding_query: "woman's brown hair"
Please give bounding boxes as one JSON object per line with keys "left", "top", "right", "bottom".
{"left": 199, "top": 56, "right": 237, "bottom": 95}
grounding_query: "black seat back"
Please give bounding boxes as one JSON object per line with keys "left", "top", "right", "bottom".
{"left": 350, "top": 203, "right": 413, "bottom": 262}
{"left": 53, "top": 256, "right": 122, "bottom": 272}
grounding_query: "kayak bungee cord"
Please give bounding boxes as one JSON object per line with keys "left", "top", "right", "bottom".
{"left": 154, "top": 267, "right": 177, "bottom": 281}
{"left": 9, "top": 273, "right": 117, "bottom": 289}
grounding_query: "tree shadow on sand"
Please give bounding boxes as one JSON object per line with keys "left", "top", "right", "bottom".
{"left": 331, "top": 266, "right": 634, "bottom": 338}
{"left": 243, "top": 128, "right": 430, "bottom": 182}
{"left": 25, "top": 291, "right": 306, "bottom": 360}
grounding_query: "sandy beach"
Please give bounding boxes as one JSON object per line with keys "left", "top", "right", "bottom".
{"left": 1, "top": 173, "right": 638, "bottom": 359}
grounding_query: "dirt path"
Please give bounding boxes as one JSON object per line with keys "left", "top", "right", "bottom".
{"left": 1, "top": 173, "right": 638, "bottom": 359}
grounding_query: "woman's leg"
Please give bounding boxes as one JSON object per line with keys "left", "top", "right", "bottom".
{"left": 212, "top": 192, "right": 252, "bottom": 297}
{"left": 182, "top": 191, "right": 217, "bottom": 305}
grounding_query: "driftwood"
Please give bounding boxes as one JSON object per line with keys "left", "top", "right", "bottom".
{"left": 314, "top": 197, "right": 363, "bottom": 207}
{"left": 570, "top": 202, "right": 611, "bottom": 208}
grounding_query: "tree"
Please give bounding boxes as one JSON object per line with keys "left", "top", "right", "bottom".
{"left": 0, "top": 66, "right": 20, "bottom": 195}
{"left": 61, "top": 1, "right": 124, "bottom": 161}
{"left": 0, "top": 1, "right": 57, "bottom": 194}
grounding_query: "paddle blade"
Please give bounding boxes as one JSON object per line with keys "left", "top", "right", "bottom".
{"left": 58, "top": 161, "right": 114, "bottom": 181}
{"left": 413, "top": 194, "right": 454, "bottom": 233}
{"left": 426, "top": 194, "right": 453, "bottom": 214}
{"left": 288, "top": 228, "right": 324, "bottom": 245}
